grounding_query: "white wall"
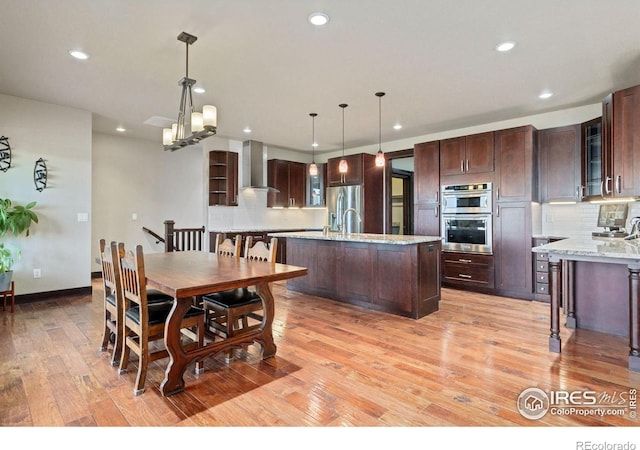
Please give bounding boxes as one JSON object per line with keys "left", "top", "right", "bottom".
{"left": 91, "top": 132, "right": 204, "bottom": 273}
{"left": 0, "top": 94, "right": 92, "bottom": 295}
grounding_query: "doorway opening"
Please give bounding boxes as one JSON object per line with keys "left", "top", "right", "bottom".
{"left": 384, "top": 149, "right": 414, "bottom": 235}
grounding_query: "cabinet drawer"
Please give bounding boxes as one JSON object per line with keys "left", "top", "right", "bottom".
{"left": 536, "top": 272, "right": 549, "bottom": 283}
{"left": 536, "top": 261, "right": 549, "bottom": 272}
{"left": 536, "top": 283, "right": 549, "bottom": 294}
{"left": 442, "top": 252, "right": 492, "bottom": 268}
{"left": 443, "top": 264, "right": 493, "bottom": 284}
{"left": 536, "top": 252, "right": 549, "bottom": 261}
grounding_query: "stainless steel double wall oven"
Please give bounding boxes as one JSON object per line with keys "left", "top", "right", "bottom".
{"left": 441, "top": 182, "right": 493, "bottom": 254}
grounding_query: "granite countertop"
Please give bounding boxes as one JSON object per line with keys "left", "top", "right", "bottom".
{"left": 532, "top": 236, "right": 640, "bottom": 260}
{"left": 269, "top": 231, "right": 442, "bottom": 245}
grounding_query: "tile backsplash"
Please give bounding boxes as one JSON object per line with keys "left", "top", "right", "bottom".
{"left": 541, "top": 201, "right": 640, "bottom": 238}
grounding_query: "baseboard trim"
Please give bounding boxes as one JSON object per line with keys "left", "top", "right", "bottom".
{"left": 16, "top": 286, "right": 92, "bottom": 303}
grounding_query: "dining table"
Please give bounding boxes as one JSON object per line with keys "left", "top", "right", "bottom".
{"left": 143, "top": 250, "right": 308, "bottom": 396}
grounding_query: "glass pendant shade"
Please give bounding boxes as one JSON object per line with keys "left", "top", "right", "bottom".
{"left": 203, "top": 105, "right": 217, "bottom": 127}
{"left": 162, "top": 128, "right": 173, "bottom": 145}
{"left": 338, "top": 158, "right": 348, "bottom": 173}
{"left": 309, "top": 162, "right": 318, "bottom": 176}
{"left": 191, "top": 112, "right": 204, "bottom": 132}
{"left": 375, "top": 149, "right": 385, "bottom": 167}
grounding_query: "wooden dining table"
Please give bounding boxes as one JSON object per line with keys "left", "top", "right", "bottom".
{"left": 143, "top": 250, "right": 308, "bottom": 396}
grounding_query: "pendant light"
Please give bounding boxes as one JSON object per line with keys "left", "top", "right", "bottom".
{"left": 338, "top": 103, "right": 348, "bottom": 174}
{"left": 309, "top": 113, "right": 318, "bottom": 176}
{"left": 375, "top": 92, "right": 386, "bottom": 167}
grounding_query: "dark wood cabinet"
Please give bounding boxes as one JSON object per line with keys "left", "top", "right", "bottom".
{"left": 285, "top": 237, "right": 441, "bottom": 319}
{"left": 267, "top": 159, "right": 306, "bottom": 207}
{"left": 612, "top": 84, "right": 640, "bottom": 198}
{"left": 440, "top": 132, "right": 494, "bottom": 178}
{"left": 494, "top": 125, "right": 537, "bottom": 203}
{"left": 442, "top": 252, "right": 494, "bottom": 290}
{"left": 493, "top": 125, "right": 536, "bottom": 300}
{"left": 493, "top": 201, "right": 533, "bottom": 299}
{"left": 538, "top": 124, "right": 581, "bottom": 203}
{"left": 581, "top": 117, "right": 603, "bottom": 200}
{"left": 414, "top": 141, "right": 440, "bottom": 204}
{"left": 208, "top": 151, "right": 238, "bottom": 206}
{"left": 327, "top": 153, "right": 366, "bottom": 186}
{"left": 413, "top": 140, "right": 440, "bottom": 236}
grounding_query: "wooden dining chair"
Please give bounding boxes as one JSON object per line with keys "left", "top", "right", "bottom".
{"left": 117, "top": 243, "right": 205, "bottom": 395}
{"left": 202, "top": 236, "right": 277, "bottom": 361}
{"left": 98, "top": 239, "right": 124, "bottom": 366}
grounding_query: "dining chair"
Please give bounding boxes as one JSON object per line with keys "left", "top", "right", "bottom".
{"left": 117, "top": 243, "right": 205, "bottom": 395}
{"left": 98, "top": 239, "right": 125, "bottom": 366}
{"left": 202, "top": 236, "right": 277, "bottom": 361}
{"left": 99, "top": 239, "right": 175, "bottom": 367}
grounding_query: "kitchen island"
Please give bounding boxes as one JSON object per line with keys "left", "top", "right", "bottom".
{"left": 532, "top": 236, "right": 640, "bottom": 372}
{"left": 269, "top": 231, "right": 442, "bottom": 319}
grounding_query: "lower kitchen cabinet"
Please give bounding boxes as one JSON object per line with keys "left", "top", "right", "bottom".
{"left": 493, "top": 201, "right": 533, "bottom": 300}
{"left": 442, "top": 252, "right": 494, "bottom": 290}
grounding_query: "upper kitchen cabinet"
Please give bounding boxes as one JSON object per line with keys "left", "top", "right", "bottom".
{"left": 538, "top": 124, "right": 581, "bottom": 203}
{"left": 208, "top": 150, "right": 238, "bottom": 206}
{"left": 413, "top": 140, "right": 440, "bottom": 235}
{"left": 414, "top": 140, "right": 440, "bottom": 204}
{"left": 586, "top": 85, "right": 640, "bottom": 200}
{"left": 494, "top": 125, "right": 537, "bottom": 203}
{"left": 327, "top": 153, "right": 370, "bottom": 186}
{"left": 440, "top": 131, "right": 494, "bottom": 179}
{"left": 611, "top": 85, "right": 640, "bottom": 198}
{"left": 267, "top": 159, "right": 306, "bottom": 207}
{"left": 581, "top": 117, "right": 603, "bottom": 200}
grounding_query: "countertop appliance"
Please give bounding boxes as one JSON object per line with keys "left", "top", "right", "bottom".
{"left": 441, "top": 182, "right": 493, "bottom": 254}
{"left": 326, "top": 185, "right": 363, "bottom": 233}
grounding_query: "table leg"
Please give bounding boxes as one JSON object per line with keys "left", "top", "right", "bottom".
{"left": 549, "top": 258, "right": 562, "bottom": 353}
{"left": 160, "top": 299, "right": 191, "bottom": 396}
{"left": 628, "top": 265, "right": 640, "bottom": 372}
{"left": 255, "top": 282, "right": 277, "bottom": 358}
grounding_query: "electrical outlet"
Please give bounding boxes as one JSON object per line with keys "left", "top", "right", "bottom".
{"left": 33, "top": 268, "right": 41, "bottom": 278}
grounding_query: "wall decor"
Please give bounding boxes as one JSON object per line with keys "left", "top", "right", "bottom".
{"left": 0, "top": 136, "right": 11, "bottom": 172}
{"left": 34, "top": 158, "right": 47, "bottom": 192}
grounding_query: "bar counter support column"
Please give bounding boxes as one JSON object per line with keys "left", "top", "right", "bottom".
{"left": 628, "top": 263, "right": 640, "bottom": 372}
{"left": 549, "top": 256, "right": 562, "bottom": 353}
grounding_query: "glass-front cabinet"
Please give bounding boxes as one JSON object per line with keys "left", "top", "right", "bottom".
{"left": 581, "top": 117, "right": 602, "bottom": 199}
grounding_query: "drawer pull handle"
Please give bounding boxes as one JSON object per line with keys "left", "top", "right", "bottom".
{"left": 459, "top": 274, "right": 472, "bottom": 279}
{"left": 458, "top": 259, "right": 472, "bottom": 263}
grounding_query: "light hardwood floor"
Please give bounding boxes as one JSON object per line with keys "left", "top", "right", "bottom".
{"left": 1, "top": 279, "right": 639, "bottom": 428}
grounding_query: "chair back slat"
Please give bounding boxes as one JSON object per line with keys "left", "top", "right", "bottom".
{"left": 99, "top": 239, "right": 118, "bottom": 294}
{"left": 118, "top": 243, "right": 146, "bottom": 315}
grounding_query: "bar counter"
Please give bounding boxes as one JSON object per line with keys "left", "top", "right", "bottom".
{"left": 532, "top": 236, "right": 640, "bottom": 372}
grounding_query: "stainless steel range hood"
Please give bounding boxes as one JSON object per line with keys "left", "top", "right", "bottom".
{"left": 241, "top": 140, "right": 278, "bottom": 191}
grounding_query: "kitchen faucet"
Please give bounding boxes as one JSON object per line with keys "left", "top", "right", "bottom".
{"left": 341, "top": 208, "right": 362, "bottom": 235}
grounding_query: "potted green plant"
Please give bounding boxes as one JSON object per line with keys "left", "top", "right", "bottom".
{"left": 0, "top": 198, "right": 39, "bottom": 291}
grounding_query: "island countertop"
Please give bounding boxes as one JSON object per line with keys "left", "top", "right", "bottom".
{"left": 532, "top": 236, "right": 640, "bottom": 262}
{"left": 268, "top": 231, "right": 442, "bottom": 245}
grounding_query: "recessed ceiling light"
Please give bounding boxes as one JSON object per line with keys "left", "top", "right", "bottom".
{"left": 312, "top": 142, "right": 318, "bottom": 147}
{"left": 69, "top": 49, "right": 89, "bottom": 60}
{"left": 495, "top": 41, "right": 516, "bottom": 52}
{"left": 193, "top": 87, "right": 205, "bottom": 94}
{"left": 539, "top": 92, "right": 554, "bottom": 99}
{"left": 243, "top": 127, "right": 252, "bottom": 133}
{"left": 116, "top": 126, "right": 126, "bottom": 132}
{"left": 308, "top": 12, "right": 329, "bottom": 26}
{"left": 393, "top": 124, "right": 402, "bottom": 130}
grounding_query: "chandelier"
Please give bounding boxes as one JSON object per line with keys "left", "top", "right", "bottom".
{"left": 163, "top": 32, "right": 217, "bottom": 151}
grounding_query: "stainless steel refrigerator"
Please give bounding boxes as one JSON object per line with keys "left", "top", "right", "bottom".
{"left": 326, "top": 185, "right": 363, "bottom": 233}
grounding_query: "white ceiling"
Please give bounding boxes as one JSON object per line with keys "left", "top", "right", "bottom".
{"left": 1, "top": 0, "right": 639, "bottom": 154}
